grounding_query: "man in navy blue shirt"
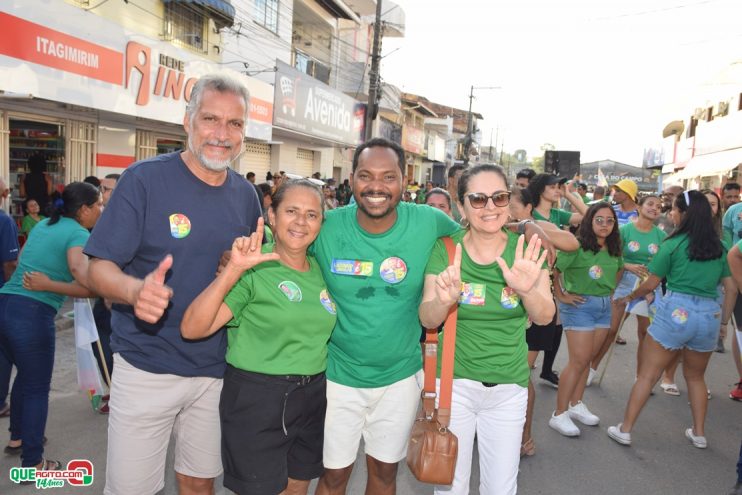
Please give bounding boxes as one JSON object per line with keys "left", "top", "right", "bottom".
{"left": 0, "top": 177, "right": 19, "bottom": 417}
{"left": 85, "top": 74, "right": 261, "bottom": 495}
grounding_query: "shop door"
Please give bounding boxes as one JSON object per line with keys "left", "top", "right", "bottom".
{"left": 294, "top": 148, "right": 315, "bottom": 177}
{"left": 8, "top": 118, "right": 65, "bottom": 221}
{"left": 67, "top": 119, "right": 96, "bottom": 182}
{"left": 136, "top": 130, "right": 158, "bottom": 161}
{"left": 243, "top": 142, "right": 271, "bottom": 182}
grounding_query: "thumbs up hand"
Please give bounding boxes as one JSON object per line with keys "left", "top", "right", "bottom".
{"left": 132, "top": 255, "right": 175, "bottom": 323}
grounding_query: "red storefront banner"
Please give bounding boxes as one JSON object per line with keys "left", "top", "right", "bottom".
{"left": 0, "top": 11, "right": 123, "bottom": 85}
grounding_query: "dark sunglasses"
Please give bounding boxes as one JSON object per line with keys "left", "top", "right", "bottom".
{"left": 467, "top": 191, "right": 511, "bottom": 209}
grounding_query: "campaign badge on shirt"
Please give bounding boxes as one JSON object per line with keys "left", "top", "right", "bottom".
{"left": 648, "top": 243, "right": 659, "bottom": 255}
{"left": 169, "top": 213, "right": 191, "bottom": 239}
{"left": 671, "top": 308, "right": 688, "bottom": 324}
{"left": 500, "top": 287, "right": 520, "bottom": 309}
{"left": 588, "top": 265, "right": 603, "bottom": 280}
{"left": 278, "top": 281, "right": 302, "bottom": 302}
{"left": 627, "top": 241, "right": 640, "bottom": 253}
{"left": 379, "top": 257, "right": 407, "bottom": 284}
{"left": 319, "top": 289, "right": 336, "bottom": 314}
{"left": 331, "top": 259, "right": 373, "bottom": 277}
{"left": 459, "top": 282, "right": 486, "bottom": 306}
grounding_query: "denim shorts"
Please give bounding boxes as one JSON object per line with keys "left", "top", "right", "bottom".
{"left": 612, "top": 271, "right": 641, "bottom": 300}
{"left": 648, "top": 291, "right": 721, "bottom": 352}
{"left": 558, "top": 295, "right": 612, "bottom": 331}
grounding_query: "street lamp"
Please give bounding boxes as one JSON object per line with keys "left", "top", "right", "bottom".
{"left": 464, "top": 85, "right": 501, "bottom": 165}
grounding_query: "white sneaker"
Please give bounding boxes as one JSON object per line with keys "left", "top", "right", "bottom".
{"left": 586, "top": 368, "right": 597, "bottom": 387}
{"left": 607, "top": 424, "right": 631, "bottom": 445}
{"left": 568, "top": 400, "right": 600, "bottom": 426}
{"left": 685, "top": 427, "right": 707, "bottom": 449}
{"left": 549, "top": 411, "right": 580, "bottom": 437}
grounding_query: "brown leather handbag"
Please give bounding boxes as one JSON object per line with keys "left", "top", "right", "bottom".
{"left": 406, "top": 236, "right": 459, "bottom": 485}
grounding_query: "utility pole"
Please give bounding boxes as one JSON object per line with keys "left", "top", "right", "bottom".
{"left": 463, "top": 85, "right": 500, "bottom": 165}
{"left": 364, "top": 0, "right": 383, "bottom": 141}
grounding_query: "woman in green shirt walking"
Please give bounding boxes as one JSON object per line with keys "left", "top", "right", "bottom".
{"left": 607, "top": 190, "right": 736, "bottom": 449}
{"left": 549, "top": 203, "right": 623, "bottom": 437}
{"left": 590, "top": 194, "right": 665, "bottom": 381}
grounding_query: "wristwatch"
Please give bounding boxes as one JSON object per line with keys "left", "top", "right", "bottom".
{"left": 517, "top": 219, "right": 533, "bottom": 235}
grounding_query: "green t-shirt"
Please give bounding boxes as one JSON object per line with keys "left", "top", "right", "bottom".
{"left": 21, "top": 215, "right": 45, "bottom": 235}
{"left": 223, "top": 243, "right": 336, "bottom": 375}
{"left": 0, "top": 218, "right": 89, "bottom": 310}
{"left": 425, "top": 230, "right": 529, "bottom": 388}
{"left": 620, "top": 222, "right": 667, "bottom": 266}
{"left": 556, "top": 246, "right": 623, "bottom": 296}
{"left": 312, "top": 202, "right": 461, "bottom": 388}
{"left": 533, "top": 208, "right": 572, "bottom": 229}
{"left": 649, "top": 234, "right": 730, "bottom": 299}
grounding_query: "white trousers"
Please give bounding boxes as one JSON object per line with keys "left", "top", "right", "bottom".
{"left": 434, "top": 380, "right": 527, "bottom": 495}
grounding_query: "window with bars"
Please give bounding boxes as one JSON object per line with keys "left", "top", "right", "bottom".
{"left": 293, "top": 50, "right": 331, "bottom": 85}
{"left": 164, "top": 3, "right": 207, "bottom": 53}
{"left": 255, "top": 0, "right": 279, "bottom": 34}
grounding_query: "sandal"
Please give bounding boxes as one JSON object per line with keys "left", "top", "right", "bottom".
{"left": 660, "top": 383, "right": 680, "bottom": 396}
{"left": 520, "top": 437, "right": 536, "bottom": 457}
{"left": 20, "top": 459, "right": 61, "bottom": 485}
{"left": 615, "top": 337, "right": 627, "bottom": 345}
{"left": 4, "top": 436, "right": 47, "bottom": 456}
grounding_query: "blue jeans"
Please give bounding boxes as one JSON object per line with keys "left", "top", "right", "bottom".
{"left": 0, "top": 294, "right": 56, "bottom": 467}
{"left": 558, "top": 295, "right": 612, "bottom": 331}
{"left": 737, "top": 440, "right": 742, "bottom": 483}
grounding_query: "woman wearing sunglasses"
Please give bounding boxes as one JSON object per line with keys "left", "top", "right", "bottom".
{"left": 549, "top": 203, "right": 623, "bottom": 437}
{"left": 420, "top": 164, "right": 554, "bottom": 494}
{"left": 607, "top": 190, "right": 735, "bottom": 448}
{"left": 590, "top": 194, "right": 665, "bottom": 384}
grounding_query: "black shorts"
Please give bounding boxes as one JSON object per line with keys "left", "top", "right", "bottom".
{"left": 220, "top": 366, "right": 327, "bottom": 495}
{"left": 526, "top": 314, "right": 559, "bottom": 351}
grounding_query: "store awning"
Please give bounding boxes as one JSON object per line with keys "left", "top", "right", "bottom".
{"left": 164, "top": 0, "right": 235, "bottom": 28}
{"left": 676, "top": 148, "right": 742, "bottom": 179}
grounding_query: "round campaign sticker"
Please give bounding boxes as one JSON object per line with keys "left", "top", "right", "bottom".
{"left": 379, "top": 257, "right": 408, "bottom": 284}
{"left": 169, "top": 213, "right": 191, "bottom": 239}
{"left": 627, "top": 241, "right": 640, "bottom": 253}
{"left": 278, "top": 281, "right": 302, "bottom": 302}
{"left": 500, "top": 287, "right": 520, "bottom": 309}
{"left": 648, "top": 243, "right": 659, "bottom": 255}
{"left": 319, "top": 289, "right": 336, "bottom": 314}
{"left": 588, "top": 265, "right": 603, "bottom": 280}
{"left": 671, "top": 308, "right": 688, "bottom": 324}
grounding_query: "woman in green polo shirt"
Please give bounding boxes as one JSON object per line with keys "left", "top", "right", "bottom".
{"left": 607, "top": 190, "right": 736, "bottom": 449}
{"left": 182, "top": 179, "right": 336, "bottom": 495}
{"left": 590, "top": 194, "right": 666, "bottom": 382}
{"left": 549, "top": 203, "right": 623, "bottom": 437}
{"left": 420, "top": 164, "right": 554, "bottom": 494}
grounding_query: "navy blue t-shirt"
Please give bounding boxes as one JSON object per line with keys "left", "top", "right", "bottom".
{"left": 84, "top": 152, "right": 261, "bottom": 377}
{"left": 0, "top": 211, "right": 19, "bottom": 288}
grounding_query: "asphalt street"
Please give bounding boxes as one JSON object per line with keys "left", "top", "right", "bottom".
{"left": 1, "top": 307, "right": 740, "bottom": 494}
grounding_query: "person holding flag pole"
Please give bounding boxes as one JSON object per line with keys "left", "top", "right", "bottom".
{"left": 590, "top": 194, "right": 666, "bottom": 386}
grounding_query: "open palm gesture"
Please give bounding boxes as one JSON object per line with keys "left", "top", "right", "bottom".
{"left": 434, "top": 243, "right": 463, "bottom": 307}
{"left": 496, "top": 234, "right": 548, "bottom": 294}
{"left": 228, "top": 217, "right": 280, "bottom": 272}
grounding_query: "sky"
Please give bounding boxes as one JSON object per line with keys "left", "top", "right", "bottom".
{"left": 380, "top": 0, "right": 742, "bottom": 166}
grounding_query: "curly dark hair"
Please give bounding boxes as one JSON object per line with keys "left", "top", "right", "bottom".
{"left": 526, "top": 173, "right": 556, "bottom": 208}
{"left": 577, "top": 203, "right": 622, "bottom": 257}
{"left": 352, "top": 137, "right": 405, "bottom": 173}
{"left": 669, "top": 190, "right": 722, "bottom": 261}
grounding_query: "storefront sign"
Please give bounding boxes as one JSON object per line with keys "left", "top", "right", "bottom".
{"left": 0, "top": 6, "right": 273, "bottom": 141}
{"left": 401, "top": 125, "right": 424, "bottom": 155}
{"left": 273, "top": 61, "right": 365, "bottom": 146}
